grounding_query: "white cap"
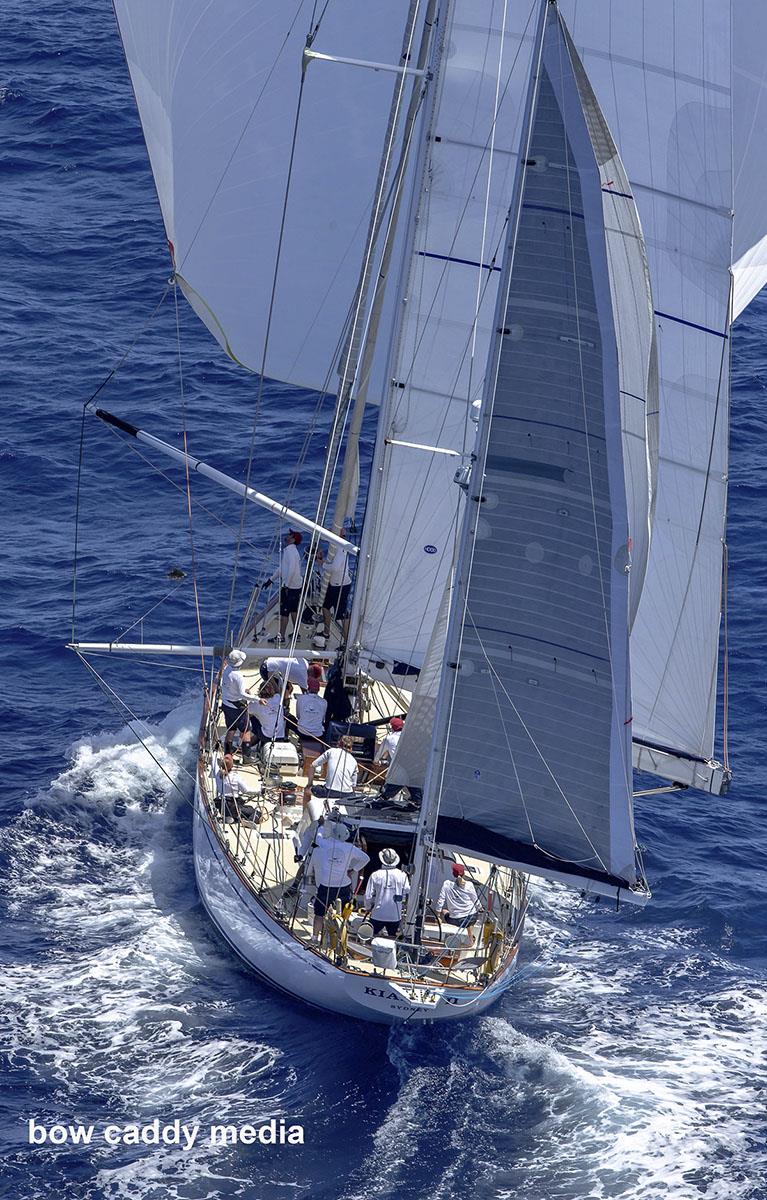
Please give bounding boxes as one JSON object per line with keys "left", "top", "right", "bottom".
{"left": 228, "top": 649, "right": 246, "bottom": 667}
{"left": 379, "top": 848, "right": 400, "bottom": 868}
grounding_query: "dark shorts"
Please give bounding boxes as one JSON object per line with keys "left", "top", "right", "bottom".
{"left": 280, "top": 585, "right": 301, "bottom": 617}
{"left": 372, "top": 919, "right": 400, "bottom": 937}
{"left": 314, "top": 884, "right": 351, "bottom": 918}
{"left": 222, "top": 702, "right": 248, "bottom": 734}
{"left": 323, "top": 582, "right": 351, "bottom": 619}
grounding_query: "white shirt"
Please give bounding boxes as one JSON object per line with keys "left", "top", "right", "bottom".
{"left": 248, "top": 693, "right": 285, "bottom": 739}
{"left": 328, "top": 550, "right": 351, "bottom": 587}
{"left": 280, "top": 542, "right": 303, "bottom": 589}
{"left": 311, "top": 835, "right": 369, "bottom": 888}
{"left": 365, "top": 867, "right": 410, "bottom": 923}
{"left": 436, "top": 878, "right": 479, "bottom": 920}
{"left": 374, "top": 729, "right": 401, "bottom": 764}
{"left": 222, "top": 664, "right": 249, "bottom": 705}
{"left": 294, "top": 794, "right": 326, "bottom": 856}
{"left": 263, "top": 656, "right": 308, "bottom": 689}
{"left": 296, "top": 693, "right": 327, "bottom": 738}
{"left": 312, "top": 747, "right": 358, "bottom": 794}
{"left": 215, "top": 766, "right": 248, "bottom": 799}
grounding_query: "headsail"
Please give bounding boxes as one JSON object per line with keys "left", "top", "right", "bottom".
{"left": 558, "top": 3, "right": 733, "bottom": 789}
{"left": 112, "top": 0, "right": 412, "bottom": 389}
{"left": 419, "top": 5, "right": 646, "bottom": 900}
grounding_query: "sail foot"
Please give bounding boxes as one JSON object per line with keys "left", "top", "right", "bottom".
{"left": 632, "top": 740, "right": 731, "bottom": 796}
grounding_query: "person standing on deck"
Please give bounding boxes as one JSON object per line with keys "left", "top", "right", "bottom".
{"left": 260, "top": 655, "right": 309, "bottom": 690}
{"left": 320, "top": 548, "right": 352, "bottom": 644}
{"left": 221, "top": 649, "right": 252, "bottom": 759}
{"left": 364, "top": 848, "right": 410, "bottom": 937}
{"left": 275, "top": 530, "right": 303, "bottom": 643}
{"left": 307, "top": 821, "right": 369, "bottom": 943}
{"left": 436, "top": 863, "right": 480, "bottom": 928}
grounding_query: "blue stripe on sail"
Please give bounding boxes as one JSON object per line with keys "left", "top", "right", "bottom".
{"left": 522, "top": 202, "right": 585, "bottom": 220}
{"left": 654, "top": 309, "right": 728, "bottom": 339}
{"left": 416, "top": 250, "right": 500, "bottom": 272}
{"left": 472, "top": 625, "right": 611, "bottom": 664}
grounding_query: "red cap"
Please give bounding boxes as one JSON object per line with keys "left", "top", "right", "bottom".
{"left": 390, "top": 717, "right": 404, "bottom": 731}
{"left": 288, "top": 529, "right": 303, "bottom": 544}
{"left": 308, "top": 663, "right": 323, "bottom": 678}
{"left": 307, "top": 677, "right": 320, "bottom": 693}
{"left": 451, "top": 863, "right": 465, "bottom": 877}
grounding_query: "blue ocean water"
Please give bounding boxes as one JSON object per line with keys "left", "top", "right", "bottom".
{"left": 1, "top": 3, "right": 766, "bottom": 1197}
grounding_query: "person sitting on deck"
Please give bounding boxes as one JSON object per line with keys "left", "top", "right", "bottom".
{"left": 308, "top": 820, "right": 369, "bottom": 943}
{"left": 364, "top": 848, "right": 410, "bottom": 938}
{"left": 248, "top": 680, "right": 286, "bottom": 745}
{"left": 304, "top": 734, "right": 358, "bottom": 800}
{"left": 221, "top": 649, "right": 252, "bottom": 759}
{"left": 214, "top": 753, "right": 250, "bottom": 822}
{"left": 436, "top": 863, "right": 480, "bottom": 928}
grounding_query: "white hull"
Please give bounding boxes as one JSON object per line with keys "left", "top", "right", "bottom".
{"left": 193, "top": 779, "right": 519, "bottom": 1024}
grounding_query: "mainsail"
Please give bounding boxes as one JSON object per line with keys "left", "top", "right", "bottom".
{"left": 112, "top": 0, "right": 412, "bottom": 390}
{"left": 414, "top": 5, "right": 646, "bottom": 899}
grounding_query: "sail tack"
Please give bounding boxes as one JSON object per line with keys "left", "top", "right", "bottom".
{"left": 424, "top": 7, "right": 643, "bottom": 897}
{"left": 112, "top": 0, "right": 412, "bottom": 389}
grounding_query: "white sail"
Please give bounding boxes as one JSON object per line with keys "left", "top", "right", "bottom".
{"left": 112, "top": 0, "right": 412, "bottom": 388}
{"left": 425, "top": 6, "right": 642, "bottom": 897}
{"left": 349, "top": 2, "right": 536, "bottom": 672}
{"left": 554, "top": 3, "right": 733, "bottom": 779}
{"left": 732, "top": 2, "right": 767, "bottom": 317}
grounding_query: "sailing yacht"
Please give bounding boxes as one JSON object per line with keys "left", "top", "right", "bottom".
{"left": 70, "top": 0, "right": 761, "bottom": 1022}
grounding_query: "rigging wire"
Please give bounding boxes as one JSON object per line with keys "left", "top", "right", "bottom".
{"left": 71, "top": 282, "right": 172, "bottom": 641}
{"left": 174, "top": 281, "right": 212, "bottom": 703}
{"left": 222, "top": 3, "right": 324, "bottom": 655}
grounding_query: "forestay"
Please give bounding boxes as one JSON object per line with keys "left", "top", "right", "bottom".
{"left": 112, "top": 0, "right": 411, "bottom": 389}
{"left": 429, "top": 7, "right": 642, "bottom": 897}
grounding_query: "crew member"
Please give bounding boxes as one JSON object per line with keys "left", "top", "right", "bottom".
{"left": 321, "top": 549, "right": 352, "bottom": 642}
{"left": 215, "top": 752, "right": 250, "bottom": 822}
{"left": 260, "top": 655, "right": 309, "bottom": 690}
{"left": 365, "top": 848, "right": 410, "bottom": 937}
{"left": 436, "top": 863, "right": 480, "bottom": 928}
{"left": 305, "top": 735, "right": 358, "bottom": 799}
{"left": 295, "top": 675, "right": 327, "bottom": 754}
{"left": 248, "top": 681, "right": 286, "bottom": 744}
{"left": 276, "top": 530, "right": 303, "bottom": 642}
{"left": 308, "top": 820, "right": 369, "bottom": 942}
{"left": 374, "top": 716, "right": 404, "bottom": 766}
{"left": 221, "top": 649, "right": 252, "bottom": 759}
